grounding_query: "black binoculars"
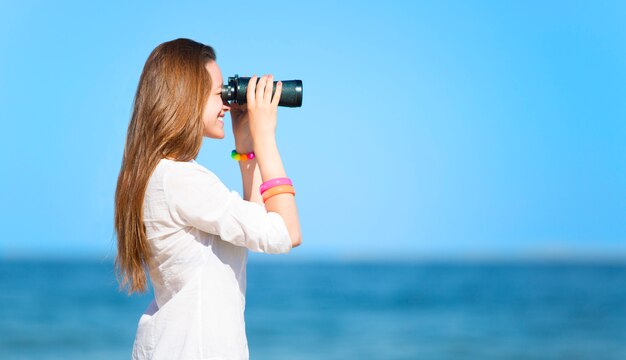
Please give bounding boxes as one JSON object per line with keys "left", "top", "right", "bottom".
{"left": 221, "top": 75, "right": 303, "bottom": 107}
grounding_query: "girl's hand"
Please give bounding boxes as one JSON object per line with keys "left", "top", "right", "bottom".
{"left": 246, "top": 74, "right": 282, "bottom": 142}
{"left": 230, "top": 101, "right": 253, "bottom": 150}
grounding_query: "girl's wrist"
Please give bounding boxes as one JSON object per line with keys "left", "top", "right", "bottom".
{"left": 235, "top": 146, "right": 254, "bottom": 154}
{"left": 234, "top": 134, "right": 254, "bottom": 153}
{"left": 252, "top": 134, "right": 276, "bottom": 149}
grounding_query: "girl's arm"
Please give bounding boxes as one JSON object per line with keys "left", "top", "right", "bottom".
{"left": 231, "top": 75, "right": 301, "bottom": 247}
{"left": 234, "top": 121, "right": 301, "bottom": 248}
{"left": 236, "top": 137, "right": 263, "bottom": 205}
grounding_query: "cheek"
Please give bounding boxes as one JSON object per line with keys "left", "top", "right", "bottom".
{"left": 210, "top": 98, "right": 223, "bottom": 114}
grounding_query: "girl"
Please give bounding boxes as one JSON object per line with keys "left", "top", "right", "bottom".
{"left": 114, "top": 38, "right": 302, "bottom": 359}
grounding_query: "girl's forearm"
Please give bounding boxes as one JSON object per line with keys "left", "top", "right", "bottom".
{"left": 236, "top": 139, "right": 263, "bottom": 205}
{"left": 238, "top": 158, "right": 264, "bottom": 205}
{"left": 237, "top": 135, "right": 301, "bottom": 246}
{"left": 253, "top": 137, "right": 301, "bottom": 246}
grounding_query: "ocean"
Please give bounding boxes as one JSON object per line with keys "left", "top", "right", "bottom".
{"left": 0, "top": 259, "right": 624, "bottom": 359}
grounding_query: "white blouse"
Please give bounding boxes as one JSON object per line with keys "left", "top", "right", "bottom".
{"left": 131, "top": 158, "right": 293, "bottom": 360}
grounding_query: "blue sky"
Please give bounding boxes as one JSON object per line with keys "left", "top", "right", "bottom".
{"left": 0, "top": 1, "right": 624, "bottom": 261}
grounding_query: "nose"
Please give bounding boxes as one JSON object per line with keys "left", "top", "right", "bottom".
{"left": 222, "top": 100, "right": 231, "bottom": 112}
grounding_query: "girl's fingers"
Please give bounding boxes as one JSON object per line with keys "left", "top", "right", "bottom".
{"left": 264, "top": 74, "right": 274, "bottom": 103}
{"left": 247, "top": 75, "right": 258, "bottom": 106}
{"left": 256, "top": 75, "right": 267, "bottom": 104}
{"left": 271, "top": 81, "right": 282, "bottom": 107}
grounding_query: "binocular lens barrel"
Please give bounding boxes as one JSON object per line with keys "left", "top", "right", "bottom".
{"left": 221, "top": 75, "right": 303, "bottom": 107}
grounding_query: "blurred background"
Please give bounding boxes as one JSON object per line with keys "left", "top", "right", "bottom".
{"left": 0, "top": 0, "right": 624, "bottom": 359}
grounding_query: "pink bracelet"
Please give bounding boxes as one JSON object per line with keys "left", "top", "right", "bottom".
{"left": 260, "top": 177, "right": 293, "bottom": 195}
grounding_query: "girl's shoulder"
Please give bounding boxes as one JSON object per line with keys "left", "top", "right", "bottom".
{"left": 158, "top": 158, "right": 219, "bottom": 180}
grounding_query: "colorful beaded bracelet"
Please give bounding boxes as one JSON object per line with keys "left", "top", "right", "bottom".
{"left": 260, "top": 177, "right": 293, "bottom": 195}
{"left": 231, "top": 149, "right": 255, "bottom": 161}
{"left": 262, "top": 185, "right": 296, "bottom": 203}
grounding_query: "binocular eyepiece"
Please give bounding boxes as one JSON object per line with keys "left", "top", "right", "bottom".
{"left": 221, "top": 74, "right": 303, "bottom": 107}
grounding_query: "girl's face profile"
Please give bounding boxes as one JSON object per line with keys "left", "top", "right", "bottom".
{"left": 202, "top": 61, "right": 230, "bottom": 139}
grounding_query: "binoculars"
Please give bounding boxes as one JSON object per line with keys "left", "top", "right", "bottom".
{"left": 221, "top": 75, "right": 303, "bottom": 107}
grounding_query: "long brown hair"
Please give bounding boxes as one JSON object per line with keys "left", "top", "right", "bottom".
{"left": 114, "top": 38, "right": 216, "bottom": 295}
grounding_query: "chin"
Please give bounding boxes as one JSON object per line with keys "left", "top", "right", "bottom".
{"left": 204, "top": 131, "right": 225, "bottom": 139}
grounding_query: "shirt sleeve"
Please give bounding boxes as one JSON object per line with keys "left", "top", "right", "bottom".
{"left": 162, "top": 163, "right": 292, "bottom": 254}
